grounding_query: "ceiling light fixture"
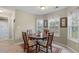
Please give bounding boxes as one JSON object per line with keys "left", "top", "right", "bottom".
{"left": 40, "top": 6, "right": 47, "bottom": 10}
{"left": 56, "top": 6, "right": 59, "bottom": 8}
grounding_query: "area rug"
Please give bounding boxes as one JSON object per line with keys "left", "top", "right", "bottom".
{"left": 51, "top": 46, "right": 62, "bottom": 53}
{"left": 20, "top": 44, "right": 62, "bottom": 53}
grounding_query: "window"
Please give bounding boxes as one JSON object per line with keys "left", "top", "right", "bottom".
{"left": 36, "top": 16, "right": 60, "bottom": 37}
{"left": 36, "top": 18, "right": 44, "bottom": 32}
{"left": 48, "top": 16, "right": 60, "bottom": 36}
{"left": 68, "top": 7, "right": 79, "bottom": 43}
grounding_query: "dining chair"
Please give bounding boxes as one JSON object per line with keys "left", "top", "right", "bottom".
{"left": 38, "top": 32, "right": 54, "bottom": 53}
{"left": 27, "top": 29, "right": 32, "bottom": 35}
{"left": 22, "top": 32, "right": 36, "bottom": 53}
{"left": 44, "top": 29, "right": 49, "bottom": 36}
{"left": 38, "top": 29, "right": 49, "bottom": 44}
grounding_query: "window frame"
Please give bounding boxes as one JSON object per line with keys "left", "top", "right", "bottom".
{"left": 48, "top": 16, "right": 60, "bottom": 37}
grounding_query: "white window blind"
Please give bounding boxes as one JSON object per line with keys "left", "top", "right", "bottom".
{"left": 68, "top": 7, "right": 79, "bottom": 43}
{"left": 48, "top": 16, "right": 60, "bottom": 37}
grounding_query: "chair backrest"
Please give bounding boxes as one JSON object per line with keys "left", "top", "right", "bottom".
{"left": 46, "top": 32, "right": 54, "bottom": 46}
{"left": 27, "top": 29, "right": 32, "bottom": 35}
{"left": 22, "top": 32, "right": 29, "bottom": 46}
{"left": 44, "top": 29, "right": 49, "bottom": 36}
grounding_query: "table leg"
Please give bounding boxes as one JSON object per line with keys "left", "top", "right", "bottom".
{"left": 36, "top": 40, "right": 38, "bottom": 53}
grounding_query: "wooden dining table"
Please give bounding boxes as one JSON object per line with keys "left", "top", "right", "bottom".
{"left": 29, "top": 34, "right": 47, "bottom": 53}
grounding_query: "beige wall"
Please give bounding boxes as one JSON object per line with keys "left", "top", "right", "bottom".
{"left": 15, "top": 10, "right": 36, "bottom": 40}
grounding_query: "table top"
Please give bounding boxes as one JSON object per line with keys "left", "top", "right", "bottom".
{"left": 29, "top": 34, "right": 47, "bottom": 40}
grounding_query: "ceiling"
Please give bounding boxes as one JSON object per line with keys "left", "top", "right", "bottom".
{"left": 2, "top": 6, "right": 67, "bottom": 15}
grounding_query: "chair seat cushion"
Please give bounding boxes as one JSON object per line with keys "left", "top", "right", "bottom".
{"left": 28, "top": 40, "right": 36, "bottom": 46}
{"left": 38, "top": 40, "right": 47, "bottom": 46}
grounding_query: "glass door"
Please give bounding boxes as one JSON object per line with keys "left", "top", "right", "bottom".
{"left": 0, "top": 20, "right": 9, "bottom": 40}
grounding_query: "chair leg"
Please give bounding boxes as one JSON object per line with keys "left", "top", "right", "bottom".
{"left": 26, "top": 46, "right": 29, "bottom": 53}
{"left": 38, "top": 45, "right": 40, "bottom": 52}
{"left": 46, "top": 48, "right": 48, "bottom": 53}
{"left": 36, "top": 44, "right": 38, "bottom": 53}
{"left": 24, "top": 47, "right": 26, "bottom": 52}
{"left": 24, "top": 45, "right": 26, "bottom": 52}
{"left": 50, "top": 45, "right": 52, "bottom": 53}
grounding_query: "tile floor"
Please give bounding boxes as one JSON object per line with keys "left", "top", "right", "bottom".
{"left": 0, "top": 40, "right": 73, "bottom": 53}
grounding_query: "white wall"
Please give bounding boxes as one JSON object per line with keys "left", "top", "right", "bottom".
{"left": 15, "top": 10, "right": 36, "bottom": 40}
